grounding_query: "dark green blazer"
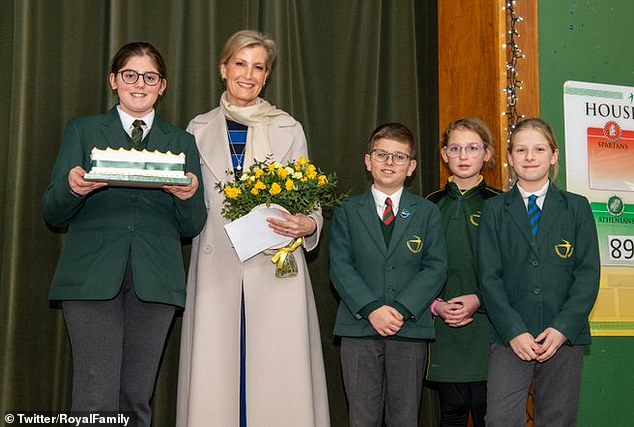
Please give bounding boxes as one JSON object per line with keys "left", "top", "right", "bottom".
{"left": 43, "top": 107, "right": 207, "bottom": 307}
{"left": 329, "top": 189, "right": 447, "bottom": 340}
{"left": 478, "top": 184, "right": 600, "bottom": 346}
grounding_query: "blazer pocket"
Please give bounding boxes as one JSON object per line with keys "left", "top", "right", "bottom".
{"left": 548, "top": 229, "right": 576, "bottom": 267}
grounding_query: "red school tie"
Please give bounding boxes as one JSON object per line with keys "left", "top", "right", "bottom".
{"left": 382, "top": 197, "right": 395, "bottom": 226}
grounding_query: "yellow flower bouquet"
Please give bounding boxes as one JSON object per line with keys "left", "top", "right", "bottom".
{"left": 216, "top": 155, "right": 347, "bottom": 277}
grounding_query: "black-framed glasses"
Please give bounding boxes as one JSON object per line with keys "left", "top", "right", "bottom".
{"left": 118, "top": 69, "right": 163, "bottom": 86}
{"left": 370, "top": 149, "right": 411, "bottom": 166}
{"left": 444, "top": 144, "right": 484, "bottom": 158}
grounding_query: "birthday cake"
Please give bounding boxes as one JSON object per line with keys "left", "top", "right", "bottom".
{"left": 84, "top": 147, "right": 191, "bottom": 187}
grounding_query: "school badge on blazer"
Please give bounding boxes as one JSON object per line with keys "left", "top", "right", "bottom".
{"left": 554, "top": 239, "right": 574, "bottom": 259}
{"left": 469, "top": 210, "right": 482, "bottom": 227}
{"left": 407, "top": 235, "right": 423, "bottom": 254}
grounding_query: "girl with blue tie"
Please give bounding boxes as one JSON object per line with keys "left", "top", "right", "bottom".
{"left": 478, "top": 118, "right": 600, "bottom": 426}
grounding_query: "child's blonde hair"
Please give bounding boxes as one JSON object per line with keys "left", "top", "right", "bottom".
{"left": 509, "top": 118, "right": 559, "bottom": 181}
{"left": 440, "top": 117, "right": 495, "bottom": 169}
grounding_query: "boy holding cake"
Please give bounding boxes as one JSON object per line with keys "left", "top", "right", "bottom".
{"left": 42, "top": 41, "right": 206, "bottom": 427}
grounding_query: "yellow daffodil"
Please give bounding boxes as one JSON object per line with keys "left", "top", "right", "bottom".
{"left": 276, "top": 167, "right": 288, "bottom": 179}
{"left": 254, "top": 168, "right": 264, "bottom": 179}
{"left": 269, "top": 183, "right": 282, "bottom": 195}
{"left": 298, "top": 156, "right": 308, "bottom": 166}
{"left": 224, "top": 186, "right": 242, "bottom": 199}
{"left": 318, "top": 175, "right": 328, "bottom": 186}
{"left": 306, "top": 164, "right": 318, "bottom": 180}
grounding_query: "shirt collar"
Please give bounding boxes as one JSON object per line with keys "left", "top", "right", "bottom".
{"left": 116, "top": 106, "right": 155, "bottom": 137}
{"left": 517, "top": 180, "right": 549, "bottom": 208}
{"left": 371, "top": 185, "right": 404, "bottom": 213}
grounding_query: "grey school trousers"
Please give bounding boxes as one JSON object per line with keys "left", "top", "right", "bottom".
{"left": 486, "top": 343, "right": 584, "bottom": 427}
{"left": 62, "top": 261, "right": 175, "bottom": 427}
{"left": 340, "top": 337, "right": 428, "bottom": 427}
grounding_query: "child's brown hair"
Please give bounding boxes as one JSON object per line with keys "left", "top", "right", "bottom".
{"left": 367, "top": 122, "right": 417, "bottom": 160}
{"left": 440, "top": 117, "right": 495, "bottom": 169}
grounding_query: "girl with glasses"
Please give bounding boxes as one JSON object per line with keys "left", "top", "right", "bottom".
{"left": 426, "top": 117, "right": 499, "bottom": 427}
{"left": 43, "top": 41, "right": 206, "bottom": 427}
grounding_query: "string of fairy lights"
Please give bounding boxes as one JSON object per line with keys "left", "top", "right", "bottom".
{"left": 504, "top": 0, "right": 525, "bottom": 185}
{"left": 504, "top": 0, "right": 524, "bottom": 142}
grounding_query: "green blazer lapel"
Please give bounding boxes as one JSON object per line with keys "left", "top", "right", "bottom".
{"left": 386, "top": 190, "right": 416, "bottom": 258}
{"left": 144, "top": 115, "right": 171, "bottom": 152}
{"left": 100, "top": 107, "right": 129, "bottom": 149}
{"left": 537, "top": 184, "right": 565, "bottom": 243}
{"left": 357, "top": 191, "right": 388, "bottom": 253}
{"left": 505, "top": 187, "right": 534, "bottom": 246}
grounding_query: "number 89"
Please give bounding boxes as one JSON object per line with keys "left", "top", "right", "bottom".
{"left": 610, "top": 237, "right": 634, "bottom": 259}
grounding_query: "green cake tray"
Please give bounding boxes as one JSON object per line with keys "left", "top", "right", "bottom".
{"left": 84, "top": 172, "right": 191, "bottom": 188}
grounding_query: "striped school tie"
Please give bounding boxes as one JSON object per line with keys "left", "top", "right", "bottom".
{"left": 527, "top": 194, "right": 541, "bottom": 236}
{"left": 131, "top": 119, "right": 146, "bottom": 149}
{"left": 382, "top": 197, "right": 395, "bottom": 226}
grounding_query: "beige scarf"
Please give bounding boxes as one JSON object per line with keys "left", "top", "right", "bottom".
{"left": 220, "top": 92, "right": 291, "bottom": 168}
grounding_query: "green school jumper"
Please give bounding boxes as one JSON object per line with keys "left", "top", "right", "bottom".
{"left": 426, "top": 179, "right": 499, "bottom": 382}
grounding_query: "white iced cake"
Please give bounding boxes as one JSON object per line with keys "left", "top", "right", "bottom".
{"left": 84, "top": 147, "right": 191, "bottom": 186}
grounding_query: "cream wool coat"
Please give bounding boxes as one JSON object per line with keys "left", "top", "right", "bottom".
{"left": 176, "top": 106, "right": 330, "bottom": 427}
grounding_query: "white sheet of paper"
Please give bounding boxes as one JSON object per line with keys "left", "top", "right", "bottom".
{"left": 224, "top": 206, "right": 293, "bottom": 262}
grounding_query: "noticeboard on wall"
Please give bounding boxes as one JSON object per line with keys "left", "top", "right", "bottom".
{"left": 564, "top": 80, "right": 634, "bottom": 336}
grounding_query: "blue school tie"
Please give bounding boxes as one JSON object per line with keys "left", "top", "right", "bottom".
{"left": 382, "top": 197, "right": 395, "bottom": 226}
{"left": 131, "top": 119, "right": 146, "bottom": 149}
{"left": 527, "top": 194, "right": 541, "bottom": 236}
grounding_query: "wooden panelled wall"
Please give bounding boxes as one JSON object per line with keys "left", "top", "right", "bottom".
{"left": 437, "top": 0, "right": 539, "bottom": 191}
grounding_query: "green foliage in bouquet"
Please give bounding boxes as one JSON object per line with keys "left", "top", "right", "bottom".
{"left": 216, "top": 155, "right": 348, "bottom": 221}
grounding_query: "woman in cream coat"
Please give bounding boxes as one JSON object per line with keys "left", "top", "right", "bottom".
{"left": 176, "top": 30, "right": 330, "bottom": 427}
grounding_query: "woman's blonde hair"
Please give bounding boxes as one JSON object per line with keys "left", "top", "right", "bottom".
{"left": 509, "top": 118, "right": 559, "bottom": 181}
{"left": 218, "top": 30, "right": 277, "bottom": 75}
